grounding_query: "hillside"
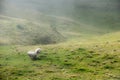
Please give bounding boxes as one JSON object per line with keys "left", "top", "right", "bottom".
{"left": 0, "top": 1, "right": 120, "bottom": 80}
{"left": 0, "top": 34, "right": 120, "bottom": 80}
{"left": 0, "top": 15, "right": 65, "bottom": 45}
{"left": 1, "top": 0, "right": 120, "bottom": 31}
{"left": 0, "top": 0, "right": 120, "bottom": 45}
{"left": 0, "top": 13, "right": 120, "bottom": 45}
{"left": 0, "top": 14, "right": 114, "bottom": 45}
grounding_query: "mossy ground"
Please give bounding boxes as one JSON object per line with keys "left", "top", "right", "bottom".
{"left": 0, "top": 39, "right": 120, "bottom": 80}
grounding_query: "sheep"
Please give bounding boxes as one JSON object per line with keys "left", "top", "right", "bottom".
{"left": 27, "top": 48, "right": 41, "bottom": 60}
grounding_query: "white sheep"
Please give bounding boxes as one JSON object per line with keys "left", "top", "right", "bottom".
{"left": 27, "top": 48, "right": 41, "bottom": 60}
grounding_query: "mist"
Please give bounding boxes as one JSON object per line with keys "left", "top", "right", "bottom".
{"left": 0, "top": 0, "right": 4, "bottom": 13}
{"left": 0, "top": 0, "right": 120, "bottom": 45}
{"left": 0, "top": 1, "right": 120, "bottom": 79}
{"left": 0, "top": 0, "right": 120, "bottom": 20}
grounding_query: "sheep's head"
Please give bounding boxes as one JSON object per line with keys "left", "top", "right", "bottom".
{"left": 35, "top": 48, "right": 41, "bottom": 54}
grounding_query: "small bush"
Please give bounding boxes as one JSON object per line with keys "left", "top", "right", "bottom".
{"left": 88, "top": 51, "right": 95, "bottom": 53}
{"left": 78, "top": 48, "right": 86, "bottom": 51}
{"left": 63, "top": 62, "right": 74, "bottom": 67}
{"left": 73, "top": 68, "right": 93, "bottom": 73}
{"left": 0, "top": 74, "right": 6, "bottom": 80}
{"left": 104, "top": 65, "right": 114, "bottom": 69}
{"left": 16, "top": 25, "right": 24, "bottom": 30}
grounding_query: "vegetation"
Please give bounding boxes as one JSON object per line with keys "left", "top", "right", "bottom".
{"left": 0, "top": 36, "right": 120, "bottom": 80}
{"left": 0, "top": 15, "right": 65, "bottom": 45}
{"left": 0, "top": 0, "right": 120, "bottom": 80}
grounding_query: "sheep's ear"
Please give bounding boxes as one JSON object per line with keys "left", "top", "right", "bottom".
{"left": 37, "top": 48, "right": 41, "bottom": 50}
{"left": 35, "top": 48, "right": 40, "bottom": 53}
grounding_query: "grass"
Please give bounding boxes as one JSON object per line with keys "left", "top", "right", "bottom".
{"left": 1, "top": 14, "right": 119, "bottom": 45}
{"left": 0, "top": 39, "right": 120, "bottom": 80}
{"left": 0, "top": 1, "right": 120, "bottom": 79}
{"left": 0, "top": 15, "right": 65, "bottom": 45}
{"left": 0, "top": 14, "right": 120, "bottom": 80}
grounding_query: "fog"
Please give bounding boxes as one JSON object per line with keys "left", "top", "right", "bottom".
{"left": 0, "top": 0, "right": 119, "bottom": 16}
{"left": 0, "top": 0, "right": 120, "bottom": 28}
{"left": 0, "top": 0, "right": 120, "bottom": 45}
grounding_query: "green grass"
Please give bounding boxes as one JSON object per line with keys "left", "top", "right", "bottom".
{"left": 0, "top": 13, "right": 120, "bottom": 80}
{"left": 0, "top": 15, "right": 65, "bottom": 45}
{"left": 0, "top": 39, "right": 120, "bottom": 80}
{"left": 1, "top": 14, "right": 119, "bottom": 45}
{"left": 0, "top": 1, "right": 120, "bottom": 79}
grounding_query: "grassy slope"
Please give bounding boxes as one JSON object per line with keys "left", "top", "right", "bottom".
{"left": 0, "top": 14, "right": 114, "bottom": 45}
{"left": 0, "top": 32, "right": 120, "bottom": 80}
{"left": 0, "top": 15, "right": 65, "bottom": 45}
{"left": 0, "top": 1, "right": 120, "bottom": 79}
{"left": 0, "top": 5, "right": 120, "bottom": 79}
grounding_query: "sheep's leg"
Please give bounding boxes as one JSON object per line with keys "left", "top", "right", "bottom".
{"left": 32, "top": 55, "right": 37, "bottom": 60}
{"left": 31, "top": 55, "right": 37, "bottom": 60}
{"left": 28, "top": 54, "right": 35, "bottom": 60}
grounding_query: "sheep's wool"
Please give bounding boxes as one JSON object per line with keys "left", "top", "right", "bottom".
{"left": 27, "top": 48, "right": 41, "bottom": 60}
